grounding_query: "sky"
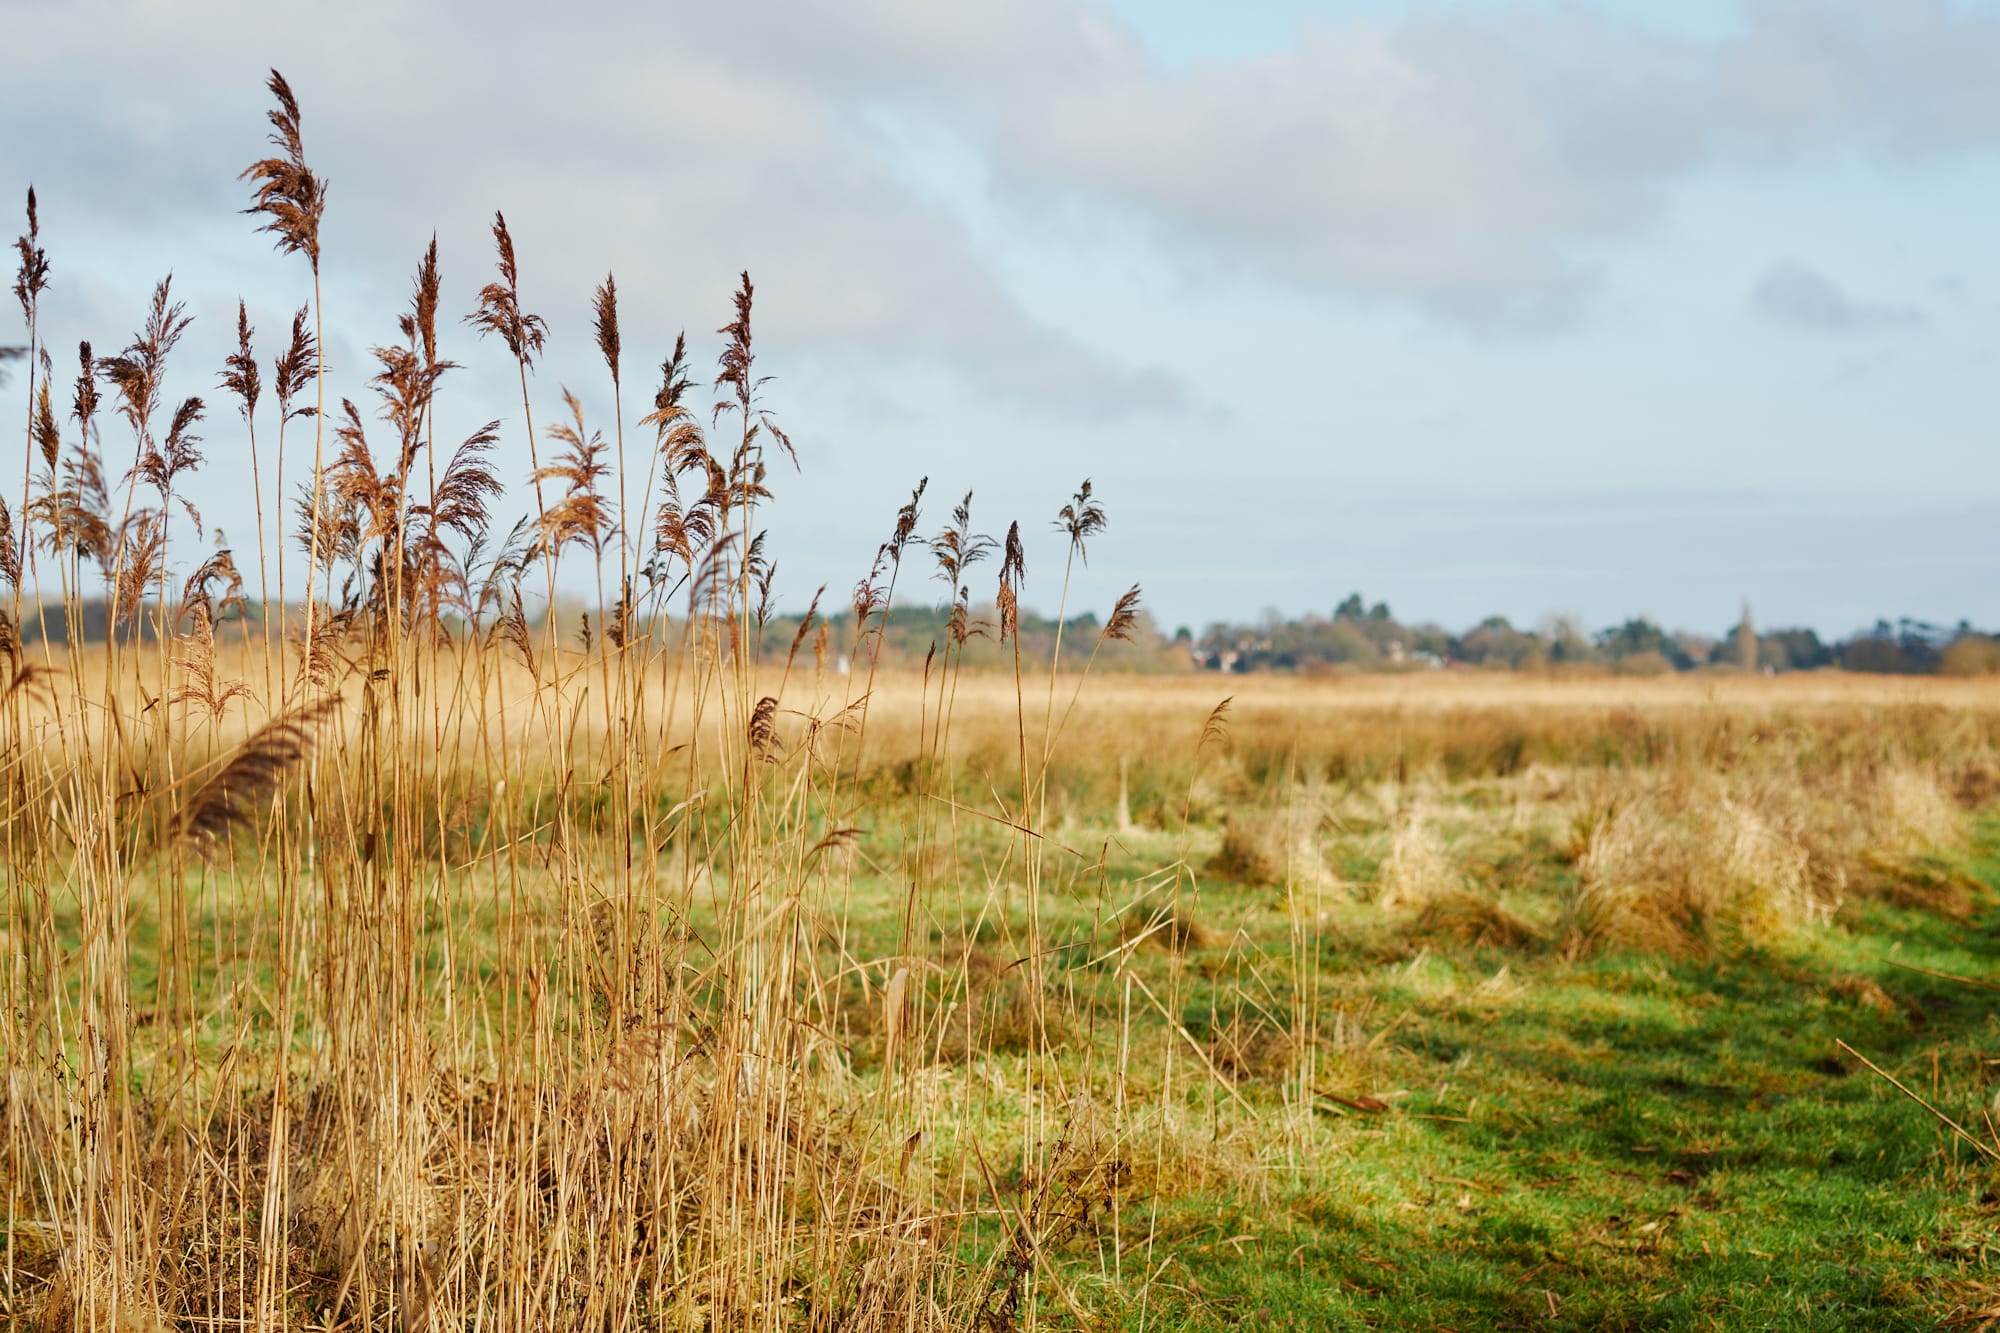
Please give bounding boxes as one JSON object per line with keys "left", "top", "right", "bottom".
{"left": 1, "top": 0, "right": 1996, "bottom": 640}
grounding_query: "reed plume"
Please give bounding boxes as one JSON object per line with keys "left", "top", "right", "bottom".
{"left": 100, "top": 277, "right": 191, "bottom": 450}
{"left": 644, "top": 333, "right": 712, "bottom": 575}
{"left": 1056, "top": 478, "right": 1105, "bottom": 564}
{"left": 180, "top": 543, "right": 247, "bottom": 625}
{"left": 998, "top": 521, "right": 1025, "bottom": 645}
{"left": 593, "top": 273, "right": 620, "bottom": 388}
{"left": 175, "top": 694, "right": 341, "bottom": 854}
{"left": 1102, "top": 583, "right": 1142, "bottom": 642}
{"left": 272, "top": 307, "right": 318, "bottom": 419}
{"left": 240, "top": 70, "right": 325, "bottom": 270}
{"left": 171, "top": 601, "right": 249, "bottom": 723}
{"left": 14, "top": 186, "right": 50, "bottom": 595}
{"left": 220, "top": 301, "right": 261, "bottom": 423}
{"left": 534, "top": 389, "right": 613, "bottom": 561}
{"left": 0, "top": 501, "right": 18, "bottom": 590}
{"left": 466, "top": 213, "right": 546, "bottom": 367}
{"left": 33, "top": 373, "right": 59, "bottom": 472}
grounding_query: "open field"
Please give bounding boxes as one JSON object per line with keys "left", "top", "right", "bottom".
{"left": 5, "top": 72, "right": 1997, "bottom": 1327}
{"left": 5, "top": 653, "right": 2000, "bottom": 1331}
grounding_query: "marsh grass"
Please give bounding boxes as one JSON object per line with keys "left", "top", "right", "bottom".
{"left": 3, "top": 69, "right": 2000, "bottom": 1333}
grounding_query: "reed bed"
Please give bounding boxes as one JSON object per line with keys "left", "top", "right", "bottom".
{"left": 2, "top": 69, "right": 1995, "bottom": 1332}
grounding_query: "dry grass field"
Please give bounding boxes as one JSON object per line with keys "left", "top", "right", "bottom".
{"left": 5, "top": 649, "right": 1999, "bottom": 1331}
{"left": 5, "top": 70, "right": 2000, "bottom": 1331}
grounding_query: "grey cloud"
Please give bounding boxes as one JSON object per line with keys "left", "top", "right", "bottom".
{"left": 7, "top": 0, "right": 2000, "bottom": 352}
{"left": 1751, "top": 261, "right": 1925, "bottom": 333}
{"left": 0, "top": 0, "right": 1181, "bottom": 419}
{"left": 960, "top": 1, "right": 2000, "bottom": 330}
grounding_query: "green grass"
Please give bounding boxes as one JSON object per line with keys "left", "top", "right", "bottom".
{"left": 1034, "top": 824, "right": 2000, "bottom": 1330}
{"left": 23, "top": 791, "right": 2000, "bottom": 1329}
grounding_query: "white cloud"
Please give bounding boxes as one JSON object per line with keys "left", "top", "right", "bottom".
{"left": 5, "top": 0, "right": 2000, "bottom": 368}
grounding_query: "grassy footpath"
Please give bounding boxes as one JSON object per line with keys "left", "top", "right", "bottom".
{"left": 1090, "top": 826, "right": 2000, "bottom": 1330}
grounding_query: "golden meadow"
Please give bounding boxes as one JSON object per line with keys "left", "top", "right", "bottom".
{"left": 3, "top": 72, "right": 1998, "bottom": 1331}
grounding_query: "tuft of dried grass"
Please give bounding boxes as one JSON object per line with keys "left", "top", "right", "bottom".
{"left": 1856, "top": 851, "right": 1984, "bottom": 921}
{"left": 1205, "top": 1012, "right": 1300, "bottom": 1084}
{"left": 1207, "top": 798, "right": 1326, "bottom": 887}
{"left": 1881, "top": 764, "right": 1964, "bottom": 854}
{"left": 1407, "top": 890, "right": 1543, "bottom": 951}
{"left": 1376, "top": 805, "right": 1460, "bottom": 910}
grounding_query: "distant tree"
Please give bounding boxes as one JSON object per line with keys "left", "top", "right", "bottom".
{"left": 1540, "top": 614, "right": 1597, "bottom": 666}
{"left": 1941, "top": 634, "right": 2000, "bottom": 676}
{"left": 1456, "top": 615, "right": 1541, "bottom": 669}
{"left": 1334, "top": 592, "right": 1365, "bottom": 620}
{"left": 1841, "top": 619, "right": 1945, "bottom": 674}
{"left": 1734, "top": 601, "right": 1757, "bottom": 673}
{"left": 1367, "top": 600, "right": 1392, "bottom": 622}
{"left": 1596, "top": 618, "right": 1691, "bottom": 670}
{"left": 1762, "top": 627, "right": 1832, "bottom": 671}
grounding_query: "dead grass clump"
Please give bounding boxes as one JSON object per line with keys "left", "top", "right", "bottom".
{"left": 930, "top": 946, "right": 1075, "bottom": 1063}
{"left": 1407, "top": 889, "right": 1543, "bottom": 951}
{"left": 1375, "top": 806, "right": 1460, "bottom": 910}
{"left": 1855, "top": 851, "right": 1984, "bottom": 921}
{"left": 1953, "top": 763, "right": 2000, "bottom": 808}
{"left": 1205, "top": 801, "right": 1325, "bottom": 886}
{"left": 1824, "top": 974, "right": 1906, "bottom": 1022}
{"left": 1205, "top": 1012, "right": 1300, "bottom": 1084}
{"left": 28, "top": 1257, "right": 170, "bottom": 1333}
{"left": 1560, "top": 803, "right": 1716, "bottom": 958}
{"left": 1716, "top": 793, "right": 1830, "bottom": 936}
{"left": 1880, "top": 764, "right": 1965, "bottom": 854}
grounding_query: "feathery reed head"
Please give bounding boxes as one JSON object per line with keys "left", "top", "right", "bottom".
{"left": 44, "top": 429, "right": 113, "bottom": 571}
{"left": 171, "top": 599, "right": 250, "bottom": 722}
{"left": 100, "top": 276, "right": 192, "bottom": 439}
{"left": 413, "top": 233, "right": 442, "bottom": 366}
{"left": 749, "top": 694, "right": 781, "bottom": 762}
{"left": 0, "top": 501, "right": 18, "bottom": 589}
{"left": 14, "top": 185, "right": 50, "bottom": 325}
{"left": 593, "top": 272, "right": 620, "bottom": 385}
{"left": 71, "top": 340, "right": 97, "bottom": 433}
{"left": 1198, "top": 696, "right": 1234, "bottom": 752}
{"left": 136, "top": 395, "right": 206, "bottom": 525}
{"left": 641, "top": 333, "right": 705, "bottom": 459}
{"left": 930, "top": 490, "right": 994, "bottom": 590}
{"left": 221, "top": 299, "right": 261, "bottom": 422}
{"left": 997, "top": 520, "right": 1026, "bottom": 642}
{"left": 467, "top": 211, "right": 547, "bottom": 366}
{"left": 890, "top": 477, "right": 928, "bottom": 564}
{"left": 533, "top": 388, "right": 612, "bottom": 558}
{"left": 712, "top": 271, "right": 796, "bottom": 468}
{"left": 423, "top": 422, "right": 503, "bottom": 543}
{"left": 182, "top": 542, "right": 247, "bottom": 624}
{"left": 240, "top": 70, "right": 326, "bottom": 271}
{"left": 1057, "top": 478, "right": 1106, "bottom": 564}
{"left": 273, "top": 305, "right": 319, "bottom": 419}
{"left": 34, "top": 374, "right": 59, "bottom": 471}
{"left": 1102, "top": 583, "right": 1143, "bottom": 642}
{"left": 715, "top": 270, "right": 756, "bottom": 417}
{"left": 177, "top": 695, "right": 341, "bottom": 856}
{"left": 500, "top": 582, "right": 536, "bottom": 676}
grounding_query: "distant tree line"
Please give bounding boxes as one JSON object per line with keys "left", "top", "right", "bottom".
{"left": 24, "top": 593, "right": 2000, "bottom": 678}
{"left": 1185, "top": 595, "right": 2000, "bottom": 677}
